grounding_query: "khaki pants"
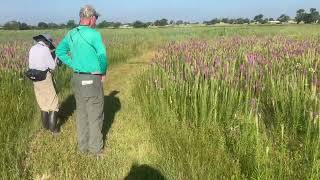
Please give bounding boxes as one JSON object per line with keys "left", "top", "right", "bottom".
{"left": 33, "top": 72, "right": 59, "bottom": 112}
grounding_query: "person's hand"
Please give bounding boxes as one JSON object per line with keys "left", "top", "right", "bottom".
{"left": 55, "top": 57, "right": 63, "bottom": 67}
{"left": 51, "top": 51, "right": 56, "bottom": 59}
{"left": 101, "top": 75, "right": 106, "bottom": 82}
{"left": 91, "top": 72, "right": 106, "bottom": 82}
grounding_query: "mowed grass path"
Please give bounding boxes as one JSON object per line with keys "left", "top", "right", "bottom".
{"left": 26, "top": 52, "right": 163, "bottom": 179}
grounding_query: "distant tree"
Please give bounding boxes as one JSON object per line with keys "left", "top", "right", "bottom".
{"left": 98, "top": 21, "right": 122, "bottom": 28}
{"left": 221, "top": 18, "right": 229, "bottom": 23}
{"left": 153, "top": 20, "right": 160, "bottom": 26}
{"left": 59, "top": 23, "right": 66, "bottom": 28}
{"left": 213, "top": 18, "right": 221, "bottom": 24}
{"left": 203, "top": 20, "right": 210, "bottom": 25}
{"left": 184, "top": 21, "right": 190, "bottom": 25}
{"left": 277, "top": 14, "right": 290, "bottom": 23}
{"left": 295, "top": 8, "right": 320, "bottom": 24}
{"left": 310, "top": 8, "right": 320, "bottom": 23}
{"left": 20, "top": 22, "right": 30, "bottom": 30}
{"left": 229, "top": 19, "right": 236, "bottom": 24}
{"left": 310, "top": 8, "right": 317, "bottom": 13}
{"left": 38, "top": 22, "right": 49, "bottom": 29}
{"left": 244, "top": 18, "right": 250, "bottom": 24}
{"left": 132, "top": 21, "right": 148, "bottom": 28}
{"left": 98, "top": 20, "right": 112, "bottom": 28}
{"left": 154, "top": 18, "right": 168, "bottom": 26}
{"left": 67, "top": 20, "right": 76, "bottom": 28}
{"left": 29, "top": 25, "right": 37, "bottom": 29}
{"left": 48, "top": 23, "right": 59, "bottom": 29}
{"left": 303, "top": 13, "right": 313, "bottom": 24}
{"left": 254, "top": 14, "right": 264, "bottom": 23}
{"left": 169, "top": 20, "right": 175, "bottom": 25}
{"left": 4, "top": 21, "right": 30, "bottom": 30}
{"left": 3, "top": 21, "right": 21, "bottom": 30}
{"left": 296, "top": 9, "right": 306, "bottom": 24}
{"left": 176, "top": 20, "right": 184, "bottom": 25}
{"left": 261, "top": 18, "right": 269, "bottom": 24}
{"left": 268, "top": 18, "right": 275, "bottom": 21}
{"left": 146, "top": 22, "right": 153, "bottom": 26}
{"left": 235, "top": 18, "right": 246, "bottom": 24}
{"left": 113, "top": 22, "right": 122, "bottom": 28}
{"left": 161, "top": 18, "right": 169, "bottom": 26}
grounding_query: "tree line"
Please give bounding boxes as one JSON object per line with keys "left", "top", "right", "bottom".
{"left": 1, "top": 20, "right": 78, "bottom": 30}
{"left": 205, "top": 8, "right": 319, "bottom": 25}
{"left": 1, "top": 8, "right": 319, "bottom": 30}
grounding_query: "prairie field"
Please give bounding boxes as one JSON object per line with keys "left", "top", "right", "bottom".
{"left": 0, "top": 25, "right": 320, "bottom": 179}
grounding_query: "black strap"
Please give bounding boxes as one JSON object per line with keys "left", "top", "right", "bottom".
{"left": 74, "top": 72, "right": 91, "bottom": 75}
{"left": 69, "top": 27, "right": 98, "bottom": 54}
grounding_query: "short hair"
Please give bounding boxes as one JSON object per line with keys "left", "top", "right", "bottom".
{"left": 79, "top": 5, "right": 100, "bottom": 19}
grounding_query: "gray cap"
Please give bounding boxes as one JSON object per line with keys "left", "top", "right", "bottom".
{"left": 79, "top": 5, "right": 100, "bottom": 18}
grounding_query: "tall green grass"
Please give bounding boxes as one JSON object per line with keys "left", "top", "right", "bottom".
{"left": 135, "top": 32, "right": 320, "bottom": 179}
{"left": 1, "top": 25, "right": 320, "bottom": 179}
{"left": 0, "top": 71, "right": 38, "bottom": 178}
{"left": 0, "top": 28, "right": 160, "bottom": 179}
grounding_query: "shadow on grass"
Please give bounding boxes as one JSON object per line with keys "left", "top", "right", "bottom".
{"left": 58, "top": 95, "right": 76, "bottom": 128}
{"left": 125, "top": 164, "right": 166, "bottom": 180}
{"left": 102, "top": 90, "right": 121, "bottom": 143}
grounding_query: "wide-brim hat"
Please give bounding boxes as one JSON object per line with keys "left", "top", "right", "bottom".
{"left": 33, "top": 34, "right": 55, "bottom": 50}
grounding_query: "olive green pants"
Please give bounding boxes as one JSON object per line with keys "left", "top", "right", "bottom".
{"left": 72, "top": 73, "right": 104, "bottom": 153}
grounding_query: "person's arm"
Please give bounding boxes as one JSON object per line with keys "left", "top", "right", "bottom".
{"left": 45, "top": 48, "right": 56, "bottom": 70}
{"left": 27, "top": 48, "right": 32, "bottom": 69}
{"left": 56, "top": 34, "right": 74, "bottom": 69}
{"left": 93, "top": 32, "right": 108, "bottom": 74}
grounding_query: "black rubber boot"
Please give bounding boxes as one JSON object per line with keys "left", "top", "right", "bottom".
{"left": 41, "top": 111, "right": 49, "bottom": 130}
{"left": 48, "top": 111, "right": 59, "bottom": 134}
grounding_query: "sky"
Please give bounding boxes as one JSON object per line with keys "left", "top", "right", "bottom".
{"left": 0, "top": 0, "right": 320, "bottom": 25}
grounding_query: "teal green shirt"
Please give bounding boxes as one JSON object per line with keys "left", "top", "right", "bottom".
{"left": 56, "top": 26, "right": 108, "bottom": 74}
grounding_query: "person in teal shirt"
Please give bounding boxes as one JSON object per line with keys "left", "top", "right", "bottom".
{"left": 56, "top": 15, "right": 108, "bottom": 74}
{"left": 56, "top": 5, "right": 108, "bottom": 156}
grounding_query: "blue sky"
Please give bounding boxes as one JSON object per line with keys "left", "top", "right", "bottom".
{"left": 1, "top": 0, "right": 319, "bottom": 25}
